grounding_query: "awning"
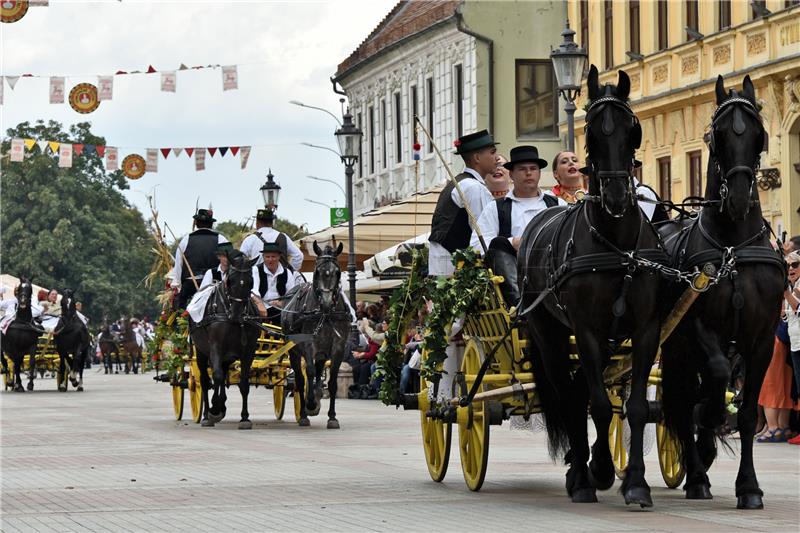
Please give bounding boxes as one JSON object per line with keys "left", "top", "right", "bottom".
{"left": 299, "top": 187, "right": 440, "bottom": 257}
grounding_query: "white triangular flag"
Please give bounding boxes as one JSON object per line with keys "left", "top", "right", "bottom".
{"left": 172, "top": 147, "right": 183, "bottom": 157}
{"left": 37, "top": 140, "right": 49, "bottom": 153}
{"left": 58, "top": 144, "right": 73, "bottom": 168}
{"left": 240, "top": 146, "right": 251, "bottom": 169}
{"left": 160, "top": 71, "right": 176, "bottom": 92}
{"left": 106, "top": 147, "right": 119, "bottom": 171}
{"left": 98, "top": 76, "right": 113, "bottom": 101}
{"left": 6, "top": 76, "right": 20, "bottom": 90}
{"left": 222, "top": 65, "right": 238, "bottom": 91}
{"left": 146, "top": 149, "right": 158, "bottom": 173}
{"left": 10, "top": 138, "right": 25, "bottom": 162}
{"left": 195, "top": 148, "right": 206, "bottom": 171}
{"left": 49, "top": 77, "right": 65, "bottom": 104}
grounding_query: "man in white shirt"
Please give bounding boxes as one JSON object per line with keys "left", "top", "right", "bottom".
{"left": 471, "top": 145, "right": 566, "bottom": 252}
{"left": 240, "top": 208, "right": 304, "bottom": 271}
{"left": 253, "top": 242, "right": 297, "bottom": 325}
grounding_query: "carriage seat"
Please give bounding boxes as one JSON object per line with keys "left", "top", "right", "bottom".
{"left": 485, "top": 237, "right": 520, "bottom": 308}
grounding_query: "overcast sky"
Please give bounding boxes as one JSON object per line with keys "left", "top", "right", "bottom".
{"left": 1, "top": 0, "right": 396, "bottom": 238}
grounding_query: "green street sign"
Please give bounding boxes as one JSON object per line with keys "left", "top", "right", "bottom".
{"left": 330, "top": 207, "right": 349, "bottom": 226}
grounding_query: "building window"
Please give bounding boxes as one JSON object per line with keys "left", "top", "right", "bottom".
{"left": 604, "top": 0, "right": 614, "bottom": 69}
{"left": 688, "top": 150, "right": 703, "bottom": 197}
{"left": 633, "top": 164, "right": 643, "bottom": 184}
{"left": 629, "top": 1, "right": 640, "bottom": 56}
{"left": 426, "top": 77, "right": 434, "bottom": 153}
{"left": 580, "top": 0, "right": 590, "bottom": 60}
{"left": 718, "top": 0, "right": 731, "bottom": 30}
{"left": 454, "top": 64, "right": 464, "bottom": 139}
{"left": 752, "top": 0, "right": 766, "bottom": 18}
{"left": 657, "top": 0, "right": 668, "bottom": 51}
{"left": 658, "top": 156, "right": 672, "bottom": 201}
{"left": 381, "top": 99, "right": 387, "bottom": 169}
{"left": 410, "top": 85, "right": 418, "bottom": 148}
{"left": 515, "top": 60, "right": 557, "bottom": 138}
{"left": 357, "top": 112, "right": 363, "bottom": 178}
{"left": 368, "top": 106, "right": 375, "bottom": 174}
{"left": 686, "top": 0, "right": 698, "bottom": 40}
{"left": 394, "top": 92, "right": 402, "bottom": 165}
{"left": 787, "top": 0, "right": 800, "bottom": 7}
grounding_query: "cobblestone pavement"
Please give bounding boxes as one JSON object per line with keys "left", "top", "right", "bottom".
{"left": 1, "top": 372, "right": 798, "bottom": 532}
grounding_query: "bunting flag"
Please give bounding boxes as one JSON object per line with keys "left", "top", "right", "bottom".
{"left": 230, "top": 146, "right": 239, "bottom": 156}
{"left": 58, "top": 144, "right": 73, "bottom": 168}
{"left": 106, "top": 147, "right": 118, "bottom": 170}
{"left": 10, "top": 138, "right": 25, "bottom": 162}
{"left": 219, "top": 147, "right": 228, "bottom": 157}
{"left": 195, "top": 148, "right": 206, "bottom": 171}
{"left": 222, "top": 65, "right": 238, "bottom": 91}
{"left": 208, "top": 147, "right": 217, "bottom": 158}
{"left": 6, "top": 76, "right": 20, "bottom": 90}
{"left": 240, "top": 146, "right": 251, "bottom": 169}
{"left": 185, "top": 147, "right": 194, "bottom": 158}
{"left": 146, "top": 149, "right": 158, "bottom": 173}
{"left": 160, "top": 71, "right": 176, "bottom": 92}
{"left": 97, "top": 76, "right": 113, "bottom": 101}
{"left": 37, "top": 140, "right": 49, "bottom": 153}
{"left": 49, "top": 76, "right": 65, "bottom": 104}
{"left": 48, "top": 141, "right": 60, "bottom": 153}
{"left": 160, "top": 148, "right": 171, "bottom": 159}
{"left": 172, "top": 147, "right": 183, "bottom": 157}
{"left": 23, "top": 139, "right": 36, "bottom": 151}
{"left": 73, "top": 144, "right": 84, "bottom": 157}
{"left": 84, "top": 144, "right": 96, "bottom": 155}
{"left": 96, "top": 145, "right": 106, "bottom": 158}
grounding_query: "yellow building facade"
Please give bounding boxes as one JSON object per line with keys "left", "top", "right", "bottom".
{"left": 566, "top": 0, "right": 800, "bottom": 235}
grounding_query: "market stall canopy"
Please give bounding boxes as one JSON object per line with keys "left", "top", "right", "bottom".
{"left": 0, "top": 274, "right": 50, "bottom": 303}
{"left": 364, "top": 233, "right": 428, "bottom": 279}
{"left": 300, "top": 187, "right": 440, "bottom": 258}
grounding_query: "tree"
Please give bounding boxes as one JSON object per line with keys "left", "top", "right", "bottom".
{"left": 1, "top": 120, "right": 159, "bottom": 324}
{"left": 213, "top": 217, "right": 309, "bottom": 249}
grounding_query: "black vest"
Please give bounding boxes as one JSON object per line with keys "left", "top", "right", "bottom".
{"left": 211, "top": 269, "right": 222, "bottom": 282}
{"left": 496, "top": 194, "right": 558, "bottom": 238}
{"left": 253, "top": 230, "right": 293, "bottom": 271}
{"left": 257, "top": 264, "right": 288, "bottom": 298}
{"left": 183, "top": 229, "right": 221, "bottom": 283}
{"left": 429, "top": 173, "right": 477, "bottom": 253}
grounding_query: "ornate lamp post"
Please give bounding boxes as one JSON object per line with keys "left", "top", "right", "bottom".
{"left": 334, "top": 109, "right": 363, "bottom": 307}
{"left": 550, "top": 20, "right": 589, "bottom": 152}
{"left": 259, "top": 169, "right": 281, "bottom": 210}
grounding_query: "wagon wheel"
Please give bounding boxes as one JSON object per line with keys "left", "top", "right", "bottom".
{"left": 188, "top": 358, "right": 203, "bottom": 423}
{"left": 420, "top": 368, "right": 451, "bottom": 483}
{"left": 172, "top": 383, "right": 184, "bottom": 421}
{"left": 273, "top": 371, "right": 286, "bottom": 420}
{"left": 656, "top": 387, "right": 685, "bottom": 488}
{"left": 3, "top": 358, "right": 11, "bottom": 390}
{"left": 609, "top": 413, "right": 628, "bottom": 478}
{"left": 292, "top": 362, "right": 307, "bottom": 423}
{"left": 458, "top": 338, "right": 490, "bottom": 491}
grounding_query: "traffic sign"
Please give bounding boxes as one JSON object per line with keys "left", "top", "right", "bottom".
{"left": 330, "top": 207, "right": 349, "bottom": 226}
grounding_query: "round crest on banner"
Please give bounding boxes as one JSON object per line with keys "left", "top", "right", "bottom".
{"left": 1, "top": 0, "right": 29, "bottom": 23}
{"left": 69, "top": 83, "right": 100, "bottom": 114}
{"left": 122, "top": 154, "right": 146, "bottom": 180}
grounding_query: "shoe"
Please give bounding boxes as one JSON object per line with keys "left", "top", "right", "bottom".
{"left": 787, "top": 434, "right": 800, "bottom": 445}
{"left": 756, "top": 428, "right": 786, "bottom": 443}
{"left": 781, "top": 428, "right": 798, "bottom": 440}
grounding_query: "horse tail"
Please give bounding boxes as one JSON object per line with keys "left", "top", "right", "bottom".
{"left": 660, "top": 333, "right": 697, "bottom": 460}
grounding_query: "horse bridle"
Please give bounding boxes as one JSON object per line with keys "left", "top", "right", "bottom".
{"left": 225, "top": 262, "right": 254, "bottom": 304}
{"left": 583, "top": 95, "right": 640, "bottom": 218}
{"left": 706, "top": 95, "right": 764, "bottom": 216}
{"left": 314, "top": 253, "right": 341, "bottom": 309}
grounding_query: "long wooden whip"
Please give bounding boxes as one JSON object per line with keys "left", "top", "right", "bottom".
{"left": 164, "top": 222, "right": 200, "bottom": 291}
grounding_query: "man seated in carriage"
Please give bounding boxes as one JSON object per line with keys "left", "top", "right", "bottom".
{"left": 253, "top": 242, "right": 298, "bottom": 325}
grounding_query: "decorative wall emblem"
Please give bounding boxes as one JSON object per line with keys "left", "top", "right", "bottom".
{"left": 681, "top": 55, "right": 699, "bottom": 76}
{"left": 629, "top": 73, "right": 641, "bottom": 92}
{"left": 652, "top": 64, "right": 669, "bottom": 85}
{"left": 780, "top": 21, "right": 800, "bottom": 46}
{"left": 713, "top": 44, "right": 731, "bottom": 65}
{"left": 746, "top": 33, "right": 767, "bottom": 56}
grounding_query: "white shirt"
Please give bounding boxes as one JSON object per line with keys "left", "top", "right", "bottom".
{"left": 240, "top": 227, "right": 304, "bottom": 270}
{"left": 428, "top": 167, "right": 494, "bottom": 276}
{"left": 0, "top": 298, "right": 42, "bottom": 318}
{"left": 199, "top": 265, "right": 226, "bottom": 290}
{"left": 171, "top": 230, "right": 230, "bottom": 289}
{"left": 634, "top": 178, "right": 657, "bottom": 221}
{"left": 471, "top": 190, "right": 567, "bottom": 249}
{"left": 255, "top": 264, "right": 297, "bottom": 302}
{"left": 785, "top": 298, "right": 800, "bottom": 352}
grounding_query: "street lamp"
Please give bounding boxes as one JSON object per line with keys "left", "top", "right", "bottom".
{"left": 289, "top": 100, "right": 342, "bottom": 126}
{"left": 334, "top": 108, "right": 363, "bottom": 308}
{"left": 300, "top": 142, "right": 341, "bottom": 158}
{"left": 305, "top": 198, "right": 333, "bottom": 209}
{"left": 306, "top": 175, "right": 346, "bottom": 202}
{"left": 550, "top": 19, "right": 588, "bottom": 152}
{"left": 259, "top": 169, "right": 281, "bottom": 210}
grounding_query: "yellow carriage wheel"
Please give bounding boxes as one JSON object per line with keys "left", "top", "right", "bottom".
{"left": 292, "top": 362, "right": 307, "bottom": 422}
{"left": 458, "top": 338, "right": 490, "bottom": 492}
{"left": 189, "top": 359, "right": 203, "bottom": 423}
{"left": 172, "top": 384, "right": 184, "bottom": 420}
{"left": 420, "top": 370, "right": 451, "bottom": 483}
{"left": 656, "top": 387, "right": 685, "bottom": 488}
{"left": 3, "top": 358, "right": 12, "bottom": 390}
{"left": 273, "top": 381, "right": 286, "bottom": 420}
{"left": 609, "top": 413, "right": 628, "bottom": 478}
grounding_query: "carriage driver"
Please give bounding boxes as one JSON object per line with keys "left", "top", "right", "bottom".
{"left": 240, "top": 208, "right": 304, "bottom": 272}
{"left": 253, "top": 242, "right": 298, "bottom": 325}
{"left": 427, "top": 129, "right": 498, "bottom": 402}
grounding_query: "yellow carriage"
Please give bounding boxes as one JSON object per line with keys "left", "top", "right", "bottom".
{"left": 3, "top": 333, "right": 63, "bottom": 390}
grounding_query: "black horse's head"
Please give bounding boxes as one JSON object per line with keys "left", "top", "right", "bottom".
{"left": 225, "top": 251, "right": 258, "bottom": 320}
{"left": 707, "top": 75, "right": 765, "bottom": 220}
{"left": 584, "top": 65, "right": 642, "bottom": 218}
{"left": 312, "top": 241, "right": 343, "bottom": 312}
{"left": 61, "top": 289, "right": 77, "bottom": 318}
{"left": 15, "top": 278, "right": 33, "bottom": 311}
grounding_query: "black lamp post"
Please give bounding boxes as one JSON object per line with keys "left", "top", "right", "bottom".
{"left": 259, "top": 169, "right": 281, "bottom": 211}
{"left": 334, "top": 108, "right": 362, "bottom": 308}
{"left": 550, "top": 20, "right": 588, "bottom": 152}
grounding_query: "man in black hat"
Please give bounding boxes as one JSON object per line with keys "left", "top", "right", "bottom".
{"left": 253, "top": 242, "right": 298, "bottom": 325}
{"left": 171, "top": 208, "right": 231, "bottom": 309}
{"left": 240, "top": 208, "right": 304, "bottom": 272}
{"left": 471, "top": 145, "right": 565, "bottom": 251}
{"left": 428, "top": 129, "right": 498, "bottom": 276}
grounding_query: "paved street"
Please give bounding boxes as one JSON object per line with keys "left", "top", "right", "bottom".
{"left": 1, "top": 372, "right": 798, "bottom": 532}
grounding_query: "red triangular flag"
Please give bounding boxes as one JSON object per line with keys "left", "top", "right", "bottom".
{"left": 147, "top": 65, "right": 157, "bottom": 73}
{"left": 73, "top": 144, "right": 84, "bottom": 156}
{"left": 160, "top": 148, "right": 171, "bottom": 159}
{"left": 219, "top": 147, "right": 229, "bottom": 157}
{"left": 96, "top": 146, "right": 106, "bottom": 157}
{"left": 230, "top": 146, "right": 240, "bottom": 156}
{"left": 208, "top": 147, "right": 217, "bottom": 157}
{"left": 115, "top": 70, "right": 128, "bottom": 75}
{"left": 185, "top": 148, "right": 194, "bottom": 157}
{"left": 22, "top": 73, "right": 34, "bottom": 77}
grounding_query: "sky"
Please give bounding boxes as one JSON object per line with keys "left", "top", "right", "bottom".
{"left": 0, "top": 0, "right": 397, "bottom": 238}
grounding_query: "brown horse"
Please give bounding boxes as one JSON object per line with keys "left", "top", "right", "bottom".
{"left": 119, "top": 317, "right": 141, "bottom": 374}
{"left": 98, "top": 319, "right": 121, "bottom": 374}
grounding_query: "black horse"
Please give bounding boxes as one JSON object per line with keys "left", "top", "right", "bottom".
{"left": 1, "top": 279, "right": 42, "bottom": 392}
{"left": 190, "top": 251, "right": 260, "bottom": 429}
{"left": 98, "top": 318, "right": 121, "bottom": 374}
{"left": 519, "top": 66, "right": 665, "bottom": 506}
{"left": 53, "top": 289, "right": 90, "bottom": 392}
{"left": 282, "top": 242, "right": 351, "bottom": 429}
{"left": 660, "top": 75, "right": 785, "bottom": 509}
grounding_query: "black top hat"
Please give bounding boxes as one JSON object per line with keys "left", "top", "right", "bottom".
{"left": 453, "top": 129, "right": 497, "bottom": 155}
{"left": 193, "top": 208, "right": 216, "bottom": 223}
{"left": 215, "top": 242, "right": 234, "bottom": 255}
{"left": 256, "top": 208, "right": 275, "bottom": 222}
{"left": 503, "top": 145, "right": 548, "bottom": 170}
{"left": 261, "top": 242, "right": 282, "bottom": 254}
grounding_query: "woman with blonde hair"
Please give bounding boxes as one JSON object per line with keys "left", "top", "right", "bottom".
{"left": 550, "top": 151, "right": 586, "bottom": 204}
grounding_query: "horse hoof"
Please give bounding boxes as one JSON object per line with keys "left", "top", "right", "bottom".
{"left": 623, "top": 486, "right": 653, "bottom": 508}
{"left": 26, "top": 382, "right": 34, "bottom": 391}
{"left": 685, "top": 484, "right": 712, "bottom": 500}
{"left": 115, "top": 371, "right": 119, "bottom": 374}
{"left": 58, "top": 386, "right": 66, "bottom": 392}
{"left": 327, "top": 419, "right": 340, "bottom": 429}
{"left": 589, "top": 460, "right": 615, "bottom": 491}
{"left": 570, "top": 487, "right": 597, "bottom": 503}
{"left": 201, "top": 419, "right": 215, "bottom": 427}
{"left": 238, "top": 420, "right": 253, "bottom": 430}
{"left": 736, "top": 493, "right": 763, "bottom": 510}
{"left": 77, "top": 386, "right": 84, "bottom": 392}
{"left": 298, "top": 418, "right": 310, "bottom": 427}
{"left": 13, "top": 386, "right": 24, "bottom": 393}
{"left": 207, "top": 411, "right": 224, "bottom": 423}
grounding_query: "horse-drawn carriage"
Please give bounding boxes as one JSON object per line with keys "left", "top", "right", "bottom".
{"left": 2, "top": 333, "right": 61, "bottom": 390}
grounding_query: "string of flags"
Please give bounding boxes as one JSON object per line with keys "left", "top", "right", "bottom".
{"left": 7, "top": 138, "right": 252, "bottom": 179}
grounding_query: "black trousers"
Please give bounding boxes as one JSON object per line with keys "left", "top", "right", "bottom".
{"left": 177, "top": 283, "right": 198, "bottom": 310}
{"left": 352, "top": 359, "right": 372, "bottom": 386}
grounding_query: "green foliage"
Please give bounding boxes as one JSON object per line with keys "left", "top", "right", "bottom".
{"left": 1, "top": 120, "right": 159, "bottom": 324}
{"left": 147, "top": 310, "right": 190, "bottom": 379}
{"left": 273, "top": 218, "right": 308, "bottom": 240}
{"left": 215, "top": 219, "right": 250, "bottom": 248}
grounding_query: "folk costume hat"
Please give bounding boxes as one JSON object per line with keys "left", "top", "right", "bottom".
{"left": 215, "top": 242, "right": 234, "bottom": 255}
{"left": 193, "top": 208, "right": 216, "bottom": 223}
{"left": 256, "top": 208, "right": 276, "bottom": 222}
{"left": 503, "top": 146, "right": 548, "bottom": 170}
{"left": 261, "top": 242, "right": 282, "bottom": 254}
{"left": 453, "top": 129, "right": 497, "bottom": 155}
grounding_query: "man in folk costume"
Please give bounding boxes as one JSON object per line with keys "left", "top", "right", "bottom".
{"left": 253, "top": 242, "right": 297, "bottom": 325}
{"left": 171, "top": 209, "right": 231, "bottom": 309}
{"left": 427, "top": 129, "right": 498, "bottom": 401}
{"left": 240, "top": 208, "right": 304, "bottom": 272}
